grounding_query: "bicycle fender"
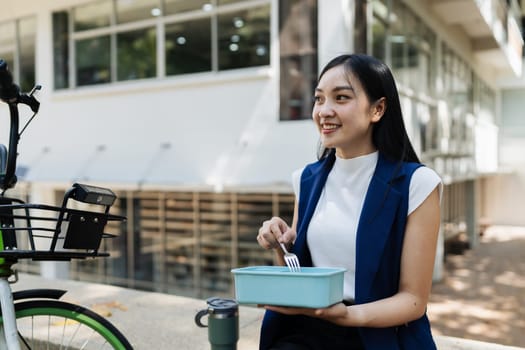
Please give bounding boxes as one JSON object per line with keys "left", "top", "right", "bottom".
{"left": 12, "top": 289, "right": 67, "bottom": 301}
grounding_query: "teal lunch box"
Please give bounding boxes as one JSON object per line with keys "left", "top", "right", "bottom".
{"left": 231, "top": 266, "right": 346, "bottom": 308}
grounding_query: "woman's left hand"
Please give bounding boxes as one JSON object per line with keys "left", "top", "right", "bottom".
{"left": 263, "top": 302, "right": 351, "bottom": 326}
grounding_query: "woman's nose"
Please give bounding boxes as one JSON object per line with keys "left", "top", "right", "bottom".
{"left": 317, "top": 103, "right": 335, "bottom": 118}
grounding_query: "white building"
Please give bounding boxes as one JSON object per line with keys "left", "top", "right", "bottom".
{"left": 0, "top": 0, "right": 523, "bottom": 296}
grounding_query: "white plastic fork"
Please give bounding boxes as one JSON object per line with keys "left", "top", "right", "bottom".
{"left": 279, "top": 243, "right": 301, "bottom": 272}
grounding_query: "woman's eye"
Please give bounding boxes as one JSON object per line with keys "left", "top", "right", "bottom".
{"left": 336, "top": 95, "right": 350, "bottom": 101}
{"left": 313, "top": 95, "right": 323, "bottom": 103}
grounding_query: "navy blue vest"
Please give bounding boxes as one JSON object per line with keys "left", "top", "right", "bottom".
{"left": 260, "top": 152, "right": 437, "bottom": 350}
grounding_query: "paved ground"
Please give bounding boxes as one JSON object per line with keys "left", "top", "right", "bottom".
{"left": 428, "top": 225, "right": 525, "bottom": 348}
{"left": 10, "top": 225, "right": 525, "bottom": 349}
{"left": 12, "top": 273, "right": 264, "bottom": 349}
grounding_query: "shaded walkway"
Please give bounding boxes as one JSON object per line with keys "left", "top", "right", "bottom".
{"left": 428, "top": 226, "right": 525, "bottom": 347}
{"left": 9, "top": 226, "right": 524, "bottom": 349}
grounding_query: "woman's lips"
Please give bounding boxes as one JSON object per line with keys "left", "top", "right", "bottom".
{"left": 321, "top": 124, "right": 340, "bottom": 134}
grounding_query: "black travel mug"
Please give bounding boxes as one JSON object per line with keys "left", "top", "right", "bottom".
{"left": 195, "top": 297, "right": 239, "bottom": 350}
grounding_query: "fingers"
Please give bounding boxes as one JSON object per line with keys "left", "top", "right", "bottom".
{"left": 263, "top": 305, "right": 332, "bottom": 318}
{"left": 280, "top": 229, "right": 296, "bottom": 245}
{"left": 256, "top": 231, "right": 274, "bottom": 249}
{"left": 257, "top": 217, "right": 291, "bottom": 249}
{"left": 314, "top": 303, "right": 347, "bottom": 318}
{"left": 257, "top": 217, "right": 282, "bottom": 249}
{"left": 263, "top": 305, "right": 314, "bottom": 316}
{"left": 263, "top": 303, "right": 349, "bottom": 326}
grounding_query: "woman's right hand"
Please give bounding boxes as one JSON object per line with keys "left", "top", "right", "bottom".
{"left": 257, "top": 216, "right": 296, "bottom": 250}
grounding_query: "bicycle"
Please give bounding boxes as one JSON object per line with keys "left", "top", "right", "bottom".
{"left": 0, "top": 59, "right": 133, "bottom": 349}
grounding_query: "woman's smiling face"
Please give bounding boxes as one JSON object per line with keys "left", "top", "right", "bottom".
{"left": 312, "top": 64, "right": 385, "bottom": 159}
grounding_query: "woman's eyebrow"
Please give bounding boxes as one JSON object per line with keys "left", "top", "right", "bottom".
{"left": 333, "top": 85, "right": 354, "bottom": 92}
{"left": 315, "top": 85, "right": 354, "bottom": 93}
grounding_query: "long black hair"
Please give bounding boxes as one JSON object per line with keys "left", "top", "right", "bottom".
{"left": 316, "top": 54, "right": 420, "bottom": 164}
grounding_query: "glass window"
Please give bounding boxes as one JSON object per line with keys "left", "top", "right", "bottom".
{"left": 389, "top": 2, "right": 406, "bottom": 84}
{"left": 371, "top": 15, "right": 387, "bottom": 61}
{"left": 218, "top": 0, "right": 244, "bottom": 4}
{"left": 446, "top": 49, "right": 471, "bottom": 118}
{"left": 420, "top": 27, "right": 436, "bottom": 95}
{"left": 441, "top": 45, "right": 453, "bottom": 95}
{"left": 371, "top": 0, "right": 388, "bottom": 61}
{"left": 280, "top": 55, "right": 317, "bottom": 120}
{"left": 217, "top": 5, "right": 270, "bottom": 70}
{"left": 0, "top": 21, "right": 16, "bottom": 68}
{"left": 279, "top": 0, "right": 317, "bottom": 121}
{"left": 474, "top": 78, "right": 496, "bottom": 122}
{"left": 117, "top": 28, "right": 157, "bottom": 81}
{"left": 418, "top": 102, "right": 439, "bottom": 155}
{"left": 18, "top": 17, "right": 37, "bottom": 92}
{"left": 405, "top": 14, "right": 418, "bottom": 68}
{"left": 0, "top": 18, "right": 36, "bottom": 93}
{"left": 164, "top": 0, "right": 210, "bottom": 14}
{"left": 76, "top": 36, "right": 111, "bottom": 86}
{"left": 53, "top": 12, "right": 69, "bottom": 90}
{"left": 439, "top": 43, "right": 476, "bottom": 157}
{"left": 405, "top": 17, "right": 435, "bottom": 95}
{"left": 0, "top": 21, "right": 15, "bottom": 51}
{"left": 384, "top": 0, "right": 436, "bottom": 94}
{"left": 54, "top": 0, "right": 271, "bottom": 89}
{"left": 165, "top": 18, "right": 212, "bottom": 75}
{"left": 116, "top": 0, "right": 160, "bottom": 24}
{"left": 74, "top": 0, "right": 112, "bottom": 31}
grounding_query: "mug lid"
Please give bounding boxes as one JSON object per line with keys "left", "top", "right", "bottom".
{"left": 206, "top": 297, "right": 238, "bottom": 314}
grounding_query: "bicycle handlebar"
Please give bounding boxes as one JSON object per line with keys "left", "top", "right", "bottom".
{"left": 0, "top": 60, "right": 20, "bottom": 102}
{"left": 0, "top": 60, "right": 40, "bottom": 112}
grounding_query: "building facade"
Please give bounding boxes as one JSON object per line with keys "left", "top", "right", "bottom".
{"left": 1, "top": 0, "right": 523, "bottom": 298}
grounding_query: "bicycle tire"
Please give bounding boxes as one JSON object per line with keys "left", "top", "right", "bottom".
{"left": 3, "top": 299, "right": 133, "bottom": 349}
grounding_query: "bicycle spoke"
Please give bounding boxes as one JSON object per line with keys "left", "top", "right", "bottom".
{"left": 17, "top": 329, "right": 31, "bottom": 350}
{"left": 12, "top": 300, "right": 131, "bottom": 349}
{"left": 47, "top": 315, "right": 50, "bottom": 350}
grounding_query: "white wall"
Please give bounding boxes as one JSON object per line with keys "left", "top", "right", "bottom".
{"left": 5, "top": 0, "right": 519, "bottom": 202}
{"left": 1, "top": 0, "right": 334, "bottom": 190}
{"left": 480, "top": 87, "right": 525, "bottom": 226}
{"left": 9, "top": 70, "right": 321, "bottom": 187}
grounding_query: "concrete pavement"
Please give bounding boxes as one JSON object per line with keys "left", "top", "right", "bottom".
{"left": 12, "top": 273, "right": 261, "bottom": 349}
{"left": 11, "top": 272, "right": 524, "bottom": 349}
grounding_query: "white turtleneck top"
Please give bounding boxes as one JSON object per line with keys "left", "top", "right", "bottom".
{"left": 292, "top": 152, "right": 442, "bottom": 300}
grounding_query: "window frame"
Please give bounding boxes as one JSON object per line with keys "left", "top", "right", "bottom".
{"left": 53, "top": 0, "right": 272, "bottom": 90}
{"left": 0, "top": 16, "right": 37, "bottom": 92}
{"left": 278, "top": 0, "right": 319, "bottom": 121}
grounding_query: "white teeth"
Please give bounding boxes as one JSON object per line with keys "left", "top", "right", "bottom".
{"left": 322, "top": 124, "right": 339, "bottom": 130}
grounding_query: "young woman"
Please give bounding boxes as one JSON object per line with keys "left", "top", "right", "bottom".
{"left": 256, "top": 54, "right": 442, "bottom": 350}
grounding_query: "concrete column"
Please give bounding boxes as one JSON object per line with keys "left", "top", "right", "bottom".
{"left": 465, "top": 180, "right": 478, "bottom": 248}
{"left": 433, "top": 227, "right": 445, "bottom": 282}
